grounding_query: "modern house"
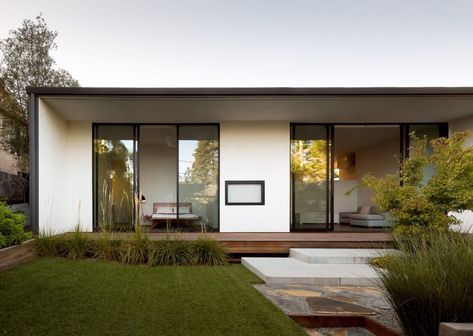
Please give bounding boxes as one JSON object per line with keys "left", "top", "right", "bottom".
{"left": 27, "top": 87, "right": 473, "bottom": 234}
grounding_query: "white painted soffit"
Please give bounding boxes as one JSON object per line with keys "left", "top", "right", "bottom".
{"left": 39, "top": 95, "right": 473, "bottom": 123}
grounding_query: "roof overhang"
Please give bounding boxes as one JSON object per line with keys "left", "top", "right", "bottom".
{"left": 28, "top": 87, "right": 473, "bottom": 123}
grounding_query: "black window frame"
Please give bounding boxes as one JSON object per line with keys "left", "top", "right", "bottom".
{"left": 92, "top": 123, "right": 220, "bottom": 231}
{"left": 225, "top": 180, "right": 265, "bottom": 206}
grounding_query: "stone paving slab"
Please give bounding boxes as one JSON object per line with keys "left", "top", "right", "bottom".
{"left": 290, "top": 248, "right": 398, "bottom": 264}
{"left": 242, "top": 257, "right": 380, "bottom": 286}
{"left": 254, "top": 283, "right": 402, "bottom": 335}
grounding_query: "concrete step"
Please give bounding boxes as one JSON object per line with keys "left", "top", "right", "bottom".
{"left": 242, "top": 257, "right": 380, "bottom": 286}
{"left": 289, "top": 248, "right": 397, "bottom": 264}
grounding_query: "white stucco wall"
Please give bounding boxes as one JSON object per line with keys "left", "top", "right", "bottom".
{"left": 219, "top": 121, "right": 290, "bottom": 232}
{"left": 38, "top": 100, "right": 92, "bottom": 233}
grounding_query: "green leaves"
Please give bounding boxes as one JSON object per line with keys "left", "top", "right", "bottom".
{"left": 362, "top": 131, "right": 473, "bottom": 233}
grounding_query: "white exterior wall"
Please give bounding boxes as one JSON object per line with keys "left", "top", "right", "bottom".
{"left": 38, "top": 100, "right": 92, "bottom": 233}
{"left": 219, "top": 121, "right": 290, "bottom": 232}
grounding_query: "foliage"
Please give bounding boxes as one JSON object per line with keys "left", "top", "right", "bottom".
{"left": 91, "top": 230, "right": 122, "bottom": 261}
{"left": 373, "top": 232, "right": 473, "bottom": 336}
{"left": 0, "top": 14, "right": 79, "bottom": 172}
{"left": 0, "top": 201, "right": 30, "bottom": 248}
{"left": 192, "top": 235, "right": 227, "bottom": 266}
{"left": 0, "top": 259, "right": 306, "bottom": 336}
{"left": 290, "top": 139, "right": 327, "bottom": 182}
{"left": 148, "top": 232, "right": 194, "bottom": 266}
{"left": 185, "top": 139, "right": 219, "bottom": 186}
{"left": 34, "top": 230, "right": 62, "bottom": 257}
{"left": 362, "top": 131, "right": 473, "bottom": 234}
{"left": 64, "top": 225, "right": 91, "bottom": 260}
{"left": 120, "top": 224, "right": 150, "bottom": 265}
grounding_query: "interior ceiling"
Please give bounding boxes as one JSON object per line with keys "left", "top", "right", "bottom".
{"left": 334, "top": 125, "right": 399, "bottom": 155}
{"left": 41, "top": 94, "right": 473, "bottom": 123}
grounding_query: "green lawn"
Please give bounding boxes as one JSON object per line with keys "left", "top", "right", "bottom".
{"left": 0, "top": 258, "right": 305, "bottom": 336}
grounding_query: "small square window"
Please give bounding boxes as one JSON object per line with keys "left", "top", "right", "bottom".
{"left": 225, "top": 181, "right": 265, "bottom": 205}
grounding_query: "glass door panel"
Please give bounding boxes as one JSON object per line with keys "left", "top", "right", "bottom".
{"left": 291, "top": 125, "right": 330, "bottom": 230}
{"left": 95, "top": 125, "right": 136, "bottom": 231}
{"left": 178, "top": 125, "right": 219, "bottom": 231}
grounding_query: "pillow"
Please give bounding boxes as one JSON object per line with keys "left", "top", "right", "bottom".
{"left": 179, "top": 206, "right": 191, "bottom": 214}
{"left": 359, "top": 206, "right": 372, "bottom": 215}
{"left": 156, "top": 206, "right": 175, "bottom": 214}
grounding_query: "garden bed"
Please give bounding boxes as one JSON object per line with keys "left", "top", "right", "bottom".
{"left": 0, "top": 239, "right": 36, "bottom": 271}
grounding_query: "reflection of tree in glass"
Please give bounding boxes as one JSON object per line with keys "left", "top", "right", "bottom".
{"left": 185, "top": 140, "right": 218, "bottom": 186}
{"left": 291, "top": 140, "right": 327, "bottom": 182}
{"left": 96, "top": 139, "right": 134, "bottom": 227}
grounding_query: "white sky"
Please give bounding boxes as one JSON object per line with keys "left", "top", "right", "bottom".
{"left": 1, "top": 0, "right": 473, "bottom": 87}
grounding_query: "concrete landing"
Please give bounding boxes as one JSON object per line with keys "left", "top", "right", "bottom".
{"left": 290, "top": 248, "right": 397, "bottom": 264}
{"left": 241, "top": 257, "right": 380, "bottom": 286}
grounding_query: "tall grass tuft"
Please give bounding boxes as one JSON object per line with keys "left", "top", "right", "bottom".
{"left": 149, "top": 231, "right": 193, "bottom": 266}
{"left": 374, "top": 231, "right": 473, "bottom": 336}
{"left": 120, "top": 223, "right": 149, "bottom": 265}
{"left": 34, "top": 229, "right": 62, "bottom": 257}
{"left": 64, "top": 224, "right": 90, "bottom": 260}
{"left": 192, "top": 236, "right": 227, "bottom": 266}
{"left": 91, "top": 230, "right": 122, "bottom": 262}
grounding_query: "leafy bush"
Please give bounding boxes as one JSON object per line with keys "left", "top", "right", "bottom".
{"left": 374, "top": 232, "right": 473, "bottom": 336}
{"left": 361, "top": 131, "right": 473, "bottom": 234}
{"left": 192, "top": 236, "right": 227, "bottom": 266}
{"left": 0, "top": 202, "right": 31, "bottom": 248}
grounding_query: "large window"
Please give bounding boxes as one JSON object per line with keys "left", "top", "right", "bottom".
{"left": 290, "top": 123, "right": 447, "bottom": 232}
{"left": 93, "top": 124, "right": 219, "bottom": 231}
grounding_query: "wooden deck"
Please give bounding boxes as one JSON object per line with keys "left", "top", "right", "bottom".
{"left": 88, "top": 232, "right": 394, "bottom": 255}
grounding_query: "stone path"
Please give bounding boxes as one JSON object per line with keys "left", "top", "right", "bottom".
{"left": 254, "top": 283, "right": 403, "bottom": 335}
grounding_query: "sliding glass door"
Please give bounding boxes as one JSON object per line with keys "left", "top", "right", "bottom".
{"left": 94, "top": 125, "right": 136, "bottom": 231}
{"left": 94, "top": 124, "right": 219, "bottom": 231}
{"left": 291, "top": 125, "right": 332, "bottom": 230}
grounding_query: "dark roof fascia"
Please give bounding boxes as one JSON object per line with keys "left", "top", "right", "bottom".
{"left": 25, "top": 87, "right": 473, "bottom": 97}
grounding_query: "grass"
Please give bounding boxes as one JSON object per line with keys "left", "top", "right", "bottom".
{"left": 374, "top": 232, "right": 473, "bottom": 336}
{"left": 0, "top": 258, "right": 306, "bottom": 336}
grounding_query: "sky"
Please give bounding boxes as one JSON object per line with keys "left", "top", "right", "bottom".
{"left": 1, "top": 0, "right": 473, "bottom": 87}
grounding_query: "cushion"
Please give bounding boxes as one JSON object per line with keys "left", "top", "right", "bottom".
{"left": 179, "top": 206, "right": 191, "bottom": 214}
{"left": 349, "top": 213, "right": 385, "bottom": 220}
{"left": 359, "top": 206, "right": 372, "bottom": 215}
{"left": 156, "top": 206, "right": 175, "bottom": 214}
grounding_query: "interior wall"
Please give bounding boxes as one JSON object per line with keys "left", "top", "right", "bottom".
{"left": 38, "top": 100, "right": 93, "bottom": 233}
{"left": 139, "top": 144, "right": 177, "bottom": 215}
{"left": 356, "top": 139, "right": 400, "bottom": 207}
{"left": 220, "top": 121, "right": 290, "bottom": 232}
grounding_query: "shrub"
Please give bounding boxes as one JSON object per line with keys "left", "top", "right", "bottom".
{"left": 192, "top": 236, "right": 227, "bottom": 266}
{"left": 374, "top": 232, "right": 473, "bottom": 336}
{"left": 361, "top": 131, "right": 473, "bottom": 234}
{"left": 0, "top": 202, "right": 31, "bottom": 248}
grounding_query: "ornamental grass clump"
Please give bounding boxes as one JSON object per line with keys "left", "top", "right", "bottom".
{"left": 120, "top": 224, "right": 150, "bottom": 265}
{"left": 64, "top": 225, "right": 91, "bottom": 260}
{"left": 192, "top": 236, "right": 227, "bottom": 266}
{"left": 149, "top": 232, "right": 193, "bottom": 266}
{"left": 374, "top": 232, "right": 473, "bottom": 336}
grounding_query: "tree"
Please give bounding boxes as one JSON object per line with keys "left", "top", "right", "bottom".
{"left": 362, "top": 131, "right": 473, "bottom": 234}
{"left": 0, "top": 15, "right": 79, "bottom": 173}
{"left": 188, "top": 140, "right": 218, "bottom": 186}
{"left": 290, "top": 139, "right": 327, "bottom": 182}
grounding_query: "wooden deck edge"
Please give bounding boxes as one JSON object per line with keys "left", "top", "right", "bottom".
{"left": 289, "top": 314, "right": 401, "bottom": 336}
{"left": 0, "top": 240, "right": 37, "bottom": 272}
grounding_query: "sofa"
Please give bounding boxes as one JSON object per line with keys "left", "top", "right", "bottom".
{"left": 339, "top": 206, "right": 391, "bottom": 228}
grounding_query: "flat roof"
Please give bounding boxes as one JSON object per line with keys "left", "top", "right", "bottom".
{"left": 26, "top": 86, "right": 473, "bottom": 96}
